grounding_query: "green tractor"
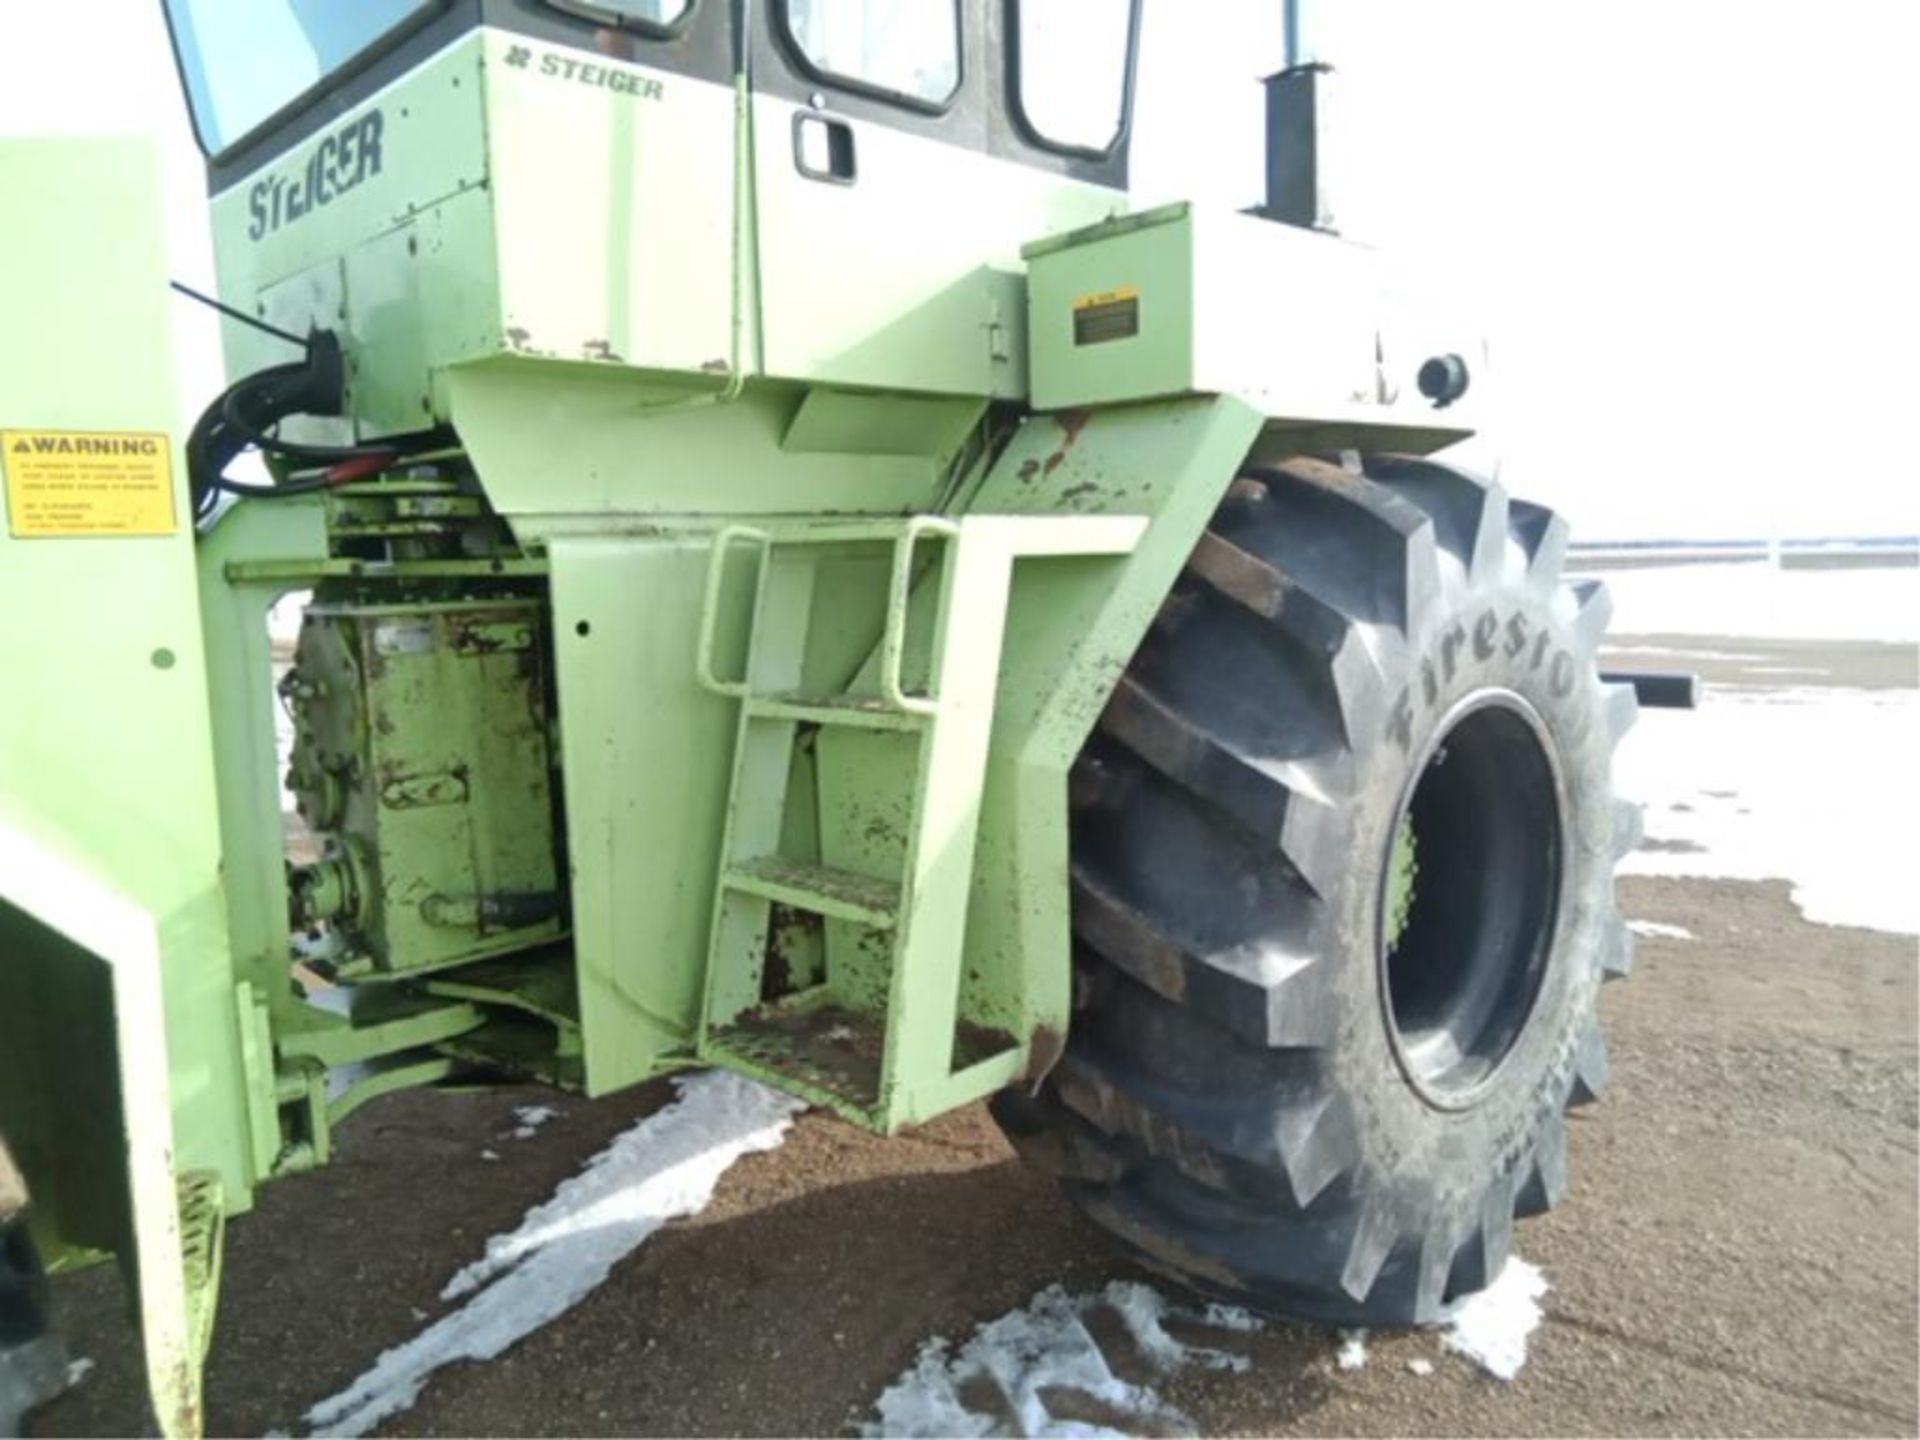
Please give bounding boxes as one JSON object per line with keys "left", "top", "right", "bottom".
{"left": 0, "top": 1, "right": 1658, "bottom": 1432}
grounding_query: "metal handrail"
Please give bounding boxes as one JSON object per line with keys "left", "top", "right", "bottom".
{"left": 881, "top": 516, "right": 960, "bottom": 716}
{"left": 695, "top": 525, "right": 772, "bottom": 698}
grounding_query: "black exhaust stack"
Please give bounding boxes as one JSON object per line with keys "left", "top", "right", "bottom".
{"left": 1259, "top": 62, "right": 1336, "bottom": 231}
{"left": 1255, "top": 0, "right": 1337, "bottom": 231}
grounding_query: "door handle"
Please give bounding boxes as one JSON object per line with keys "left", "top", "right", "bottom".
{"left": 793, "top": 111, "right": 856, "bottom": 184}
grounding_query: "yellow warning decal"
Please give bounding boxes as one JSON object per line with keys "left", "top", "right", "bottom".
{"left": 3, "top": 429, "right": 177, "bottom": 538}
{"left": 1073, "top": 285, "right": 1140, "bottom": 311}
{"left": 1071, "top": 286, "right": 1141, "bottom": 347}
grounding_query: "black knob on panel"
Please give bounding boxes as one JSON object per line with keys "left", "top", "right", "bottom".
{"left": 1417, "top": 353, "right": 1470, "bottom": 408}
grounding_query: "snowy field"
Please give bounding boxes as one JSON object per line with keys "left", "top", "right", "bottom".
{"left": 1599, "top": 562, "right": 1920, "bottom": 936}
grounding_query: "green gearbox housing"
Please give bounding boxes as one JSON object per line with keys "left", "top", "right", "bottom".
{"left": 283, "top": 594, "right": 563, "bottom": 978}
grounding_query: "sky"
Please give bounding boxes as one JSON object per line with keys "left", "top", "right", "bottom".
{"left": 1, "top": 0, "right": 1912, "bottom": 543}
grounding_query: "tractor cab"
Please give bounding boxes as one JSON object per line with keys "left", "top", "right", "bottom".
{"left": 161, "top": 0, "right": 1145, "bottom": 434}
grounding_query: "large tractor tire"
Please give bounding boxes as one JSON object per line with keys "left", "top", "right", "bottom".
{"left": 0, "top": 1138, "right": 65, "bottom": 1438}
{"left": 994, "top": 455, "right": 1639, "bottom": 1325}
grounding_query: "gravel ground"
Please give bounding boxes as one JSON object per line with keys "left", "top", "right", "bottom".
{"left": 29, "top": 638, "right": 1920, "bottom": 1440}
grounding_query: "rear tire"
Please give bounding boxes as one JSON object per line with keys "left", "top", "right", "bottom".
{"left": 994, "top": 455, "right": 1639, "bottom": 1325}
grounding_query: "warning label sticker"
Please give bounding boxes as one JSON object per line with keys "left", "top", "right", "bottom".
{"left": 3, "top": 430, "right": 177, "bottom": 538}
{"left": 1072, "top": 286, "right": 1141, "bottom": 347}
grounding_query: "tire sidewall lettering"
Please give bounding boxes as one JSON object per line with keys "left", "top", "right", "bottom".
{"left": 1361, "top": 594, "right": 1604, "bottom": 1161}
{"left": 1387, "top": 604, "right": 1579, "bottom": 753}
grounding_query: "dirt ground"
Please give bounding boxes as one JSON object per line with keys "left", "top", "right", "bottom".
{"left": 30, "top": 638, "right": 1920, "bottom": 1440}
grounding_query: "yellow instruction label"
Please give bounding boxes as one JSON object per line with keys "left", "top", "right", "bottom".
{"left": 1073, "top": 285, "right": 1140, "bottom": 311}
{"left": 3, "top": 430, "right": 177, "bottom": 538}
{"left": 1071, "top": 286, "right": 1141, "bottom": 347}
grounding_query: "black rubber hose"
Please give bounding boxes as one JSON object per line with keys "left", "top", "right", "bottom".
{"left": 184, "top": 332, "right": 448, "bottom": 524}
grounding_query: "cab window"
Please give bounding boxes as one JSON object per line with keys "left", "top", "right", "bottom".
{"left": 543, "top": 0, "right": 694, "bottom": 28}
{"left": 164, "top": 0, "right": 437, "bottom": 154}
{"left": 782, "top": 0, "right": 963, "bottom": 110}
{"left": 1014, "top": 0, "right": 1135, "bottom": 154}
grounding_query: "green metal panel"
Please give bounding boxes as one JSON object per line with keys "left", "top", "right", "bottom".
{"left": 215, "top": 41, "right": 488, "bottom": 293}
{"left": 483, "top": 30, "right": 738, "bottom": 375}
{"left": 782, "top": 388, "right": 985, "bottom": 459}
{"left": 0, "top": 137, "right": 256, "bottom": 1438}
{"left": 0, "top": 136, "right": 257, "bottom": 1205}
{"left": 444, "top": 365, "right": 956, "bottom": 524}
{"left": 1024, "top": 203, "right": 1196, "bottom": 410}
{"left": 0, "top": 848, "right": 222, "bottom": 1438}
{"left": 946, "top": 397, "right": 1268, "bottom": 1066}
{"left": 194, "top": 502, "right": 325, "bottom": 1026}
{"left": 206, "top": 29, "right": 740, "bottom": 428}
{"left": 211, "top": 37, "right": 495, "bottom": 441}
{"left": 546, "top": 536, "right": 732, "bottom": 1092}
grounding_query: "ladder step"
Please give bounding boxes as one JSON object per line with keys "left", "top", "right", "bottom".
{"left": 745, "top": 693, "right": 928, "bottom": 732}
{"left": 704, "top": 1000, "right": 887, "bottom": 1128}
{"left": 722, "top": 856, "right": 901, "bottom": 928}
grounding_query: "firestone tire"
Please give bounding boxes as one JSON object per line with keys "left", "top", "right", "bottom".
{"left": 993, "top": 455, "right": 1640, "bottom": 1325}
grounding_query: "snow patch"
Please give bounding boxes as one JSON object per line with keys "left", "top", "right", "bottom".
{"left": 1335, "top": 1329, "right": 1369, "bottom": 1371}
{"left": 1406, "top": 1356, "right": 1434, "bottom": 1377}
{"left": 865, "top": 1281, "right": 1261, "bottom": 1438}
{"left": 1627, "top": 920, "right": 1695, "bottom": 941}
{"left": 65, "top": 1356, "right": 95, "bottom": 1387}
{"left": 302, "top": 1072, "right": 803, "bottom": 1438}
{"left": 510, "top": 1103, "right": 560, "bottom": 1139}
{"left": 1616, "top": 686, "right": 1920, "bottom": 934}
{"left": 1440, "top": 1258, "right": 1549, "bottom": 1381}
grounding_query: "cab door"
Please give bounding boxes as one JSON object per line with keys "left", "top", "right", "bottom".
{"left": 751, "top": 0, "right": 989, "bottom": 396}
{"left": 748, "top": 0, "right": 1136, "bottom": 397}
{"left": 751, "top": 0, "right": 1127, "bottom": 398}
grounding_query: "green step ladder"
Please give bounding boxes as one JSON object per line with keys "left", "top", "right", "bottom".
{"left": 692, "top": 513, "right": 1144, "bottom": 1132}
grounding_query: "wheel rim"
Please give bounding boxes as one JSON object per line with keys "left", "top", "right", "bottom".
{"left": 1379, "top": 690, "right": 1566, "bottom": 1109}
